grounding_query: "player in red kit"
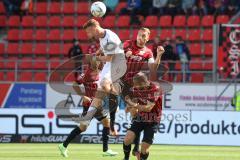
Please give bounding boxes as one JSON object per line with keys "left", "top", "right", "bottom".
{"left": 114, "top": 27, "right": 164, "bottom": 157}
{"left": 123, "top": 72, "right": 162, "bottom": 160}
{"left": 58, "top": 51, "right": 118, "bottom": 157}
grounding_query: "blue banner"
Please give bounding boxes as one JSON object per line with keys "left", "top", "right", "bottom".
{"left": 4, "top": 83, "right": 46, "bottom": 108}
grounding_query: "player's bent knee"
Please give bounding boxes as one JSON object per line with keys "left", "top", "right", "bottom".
{"left": 141, "top": 142, "right": 151, "bottom": 154}
{"left": 101, "top": 118, "right": 110, "bottom": 127}
{"left": 124, "top": 131, "right": 135, "bottom": 145}
{"left": 79, "top": 124, "right": 88, "bottom": 132}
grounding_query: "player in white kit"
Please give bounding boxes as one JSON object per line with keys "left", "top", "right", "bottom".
{"left": 79, "top": 19, "right": 127, "bottom": 121}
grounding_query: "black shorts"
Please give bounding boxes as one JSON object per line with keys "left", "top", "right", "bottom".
{"left": 129, "top": 120, "right": 158, "bottom": 144}
{"left": 94, "top": 108, "right": 108, "bottom": 121}
{"left": 119, "top": 79, "right": 132, "bottom": 99}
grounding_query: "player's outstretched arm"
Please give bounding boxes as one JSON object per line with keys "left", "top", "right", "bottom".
{"left": 137, "top": 101, "right": 155, "bottom": 112}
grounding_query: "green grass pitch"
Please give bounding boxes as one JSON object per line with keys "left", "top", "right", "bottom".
{"left": 0, "top": 143, "right": 240, "bottom": 160}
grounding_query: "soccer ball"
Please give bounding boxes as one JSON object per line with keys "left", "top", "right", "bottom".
{"left": 90, "top": 1, "right": 106, "bottom": 17}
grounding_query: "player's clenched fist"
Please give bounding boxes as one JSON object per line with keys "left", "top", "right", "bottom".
{"left": 157, "top": 46, "right": 165, "bottom": 56}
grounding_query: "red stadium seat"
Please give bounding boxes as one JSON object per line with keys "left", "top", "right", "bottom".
{"left": 78, "top": 2, "right": 90, "bottom": 14}
{"left": 7, "top": 16, "right": 20, "bottom": 27}
{"left": 78, "top": 30, "right": 88, "bottom": 41}
{"left": 6, "top": 71, "right": 15, "bottom": 81}
{"left": 77, "top": 16, "right": 88, "bottom": 27}
{"left": 187, "top": 15, "right": 200, "bottom": 27}
{"left": 203, "top": 61, "right": 213, "bottom": 70}
{"left": 203, "top": 43, "right": 213, "bottom": 56}
{"left": 173, "top": 16, "right": 186, "bottom": 27}
{"left": 7, "top": 29, "right": 20, "bottom": 41}
{"left": 103, "top": 16, "right": 116, "bottom": 28}
{"left": 201, "top": 15, "right": 214, "bottom": 27}
{"left": 21, "top": 16, "right": 34, "bottom": 27}
{"left": 81, "top": 44, "right": 89, "bottom": 53}
{"left": 115, "top": 2, "right": 127, "bottom": 13}
{"left": 21, "top": 29, "right": 34, "bottom": 41}
{"left": 18, "top": 72, "right": 33, "bottom": 81}
{"left": 63, "top": 43, "right": 72, "bottom": 55}
{"left": 5, "top": 57, "right": 17, "bottom": 69}
{"left": 62, "top": 16, "right": 75, "bottom": 27}
{"left": 33, "top": 57, "right": 48, "bottom": 69}
{"left": 62, "top": 30, "right": 75, "bottom": 41}
{"left": 191, "top": 73, "right": 204, "bottom": 83}
{"left": 48, "top": 43, "right": 61, "bottom": 55}
{"left": 132, "top": 29, "right": 138, "bottom": 39}
{"left": 35, "top": 43, "right": 47, "bottom": 55}
{"left": 190, "top": 59, "right": 203, "bottom": 70}
{"left": 49, "top": 29, "right": 61, "bottom": 41}
{"left": 0, "top": 2, "right": 5, "bottom": 14}
{"left": 7, "top": 43, "right": 19, "bottom": 55}
{"left": 118, "top": 29, "right": 131, "bottom": 40}
{"left": 189, "top": 43, "right": 201, "bottom": 55}
{"left": 0, "top": 57, "right": 3, "bottom": 69}
{"left": 20, "top": 43, "right": 33, "bottom": 55}
{"left": 160, "top": 29, "right": 172, "bottom": 40}
{"left": 159, "top": 15, "right": 172, "bottom": 27}
{"left": 117, "top": 16, "right": 130, "bottom": 27}
{"left": 35, "top": 29, "right": 48, "bottom": 41}
{"left": 49, "top": 16, "right": 61, "bottom": 28}
{"left": 174, "top": 29, "right": 187, "bottom": 40}
{"left": 18, "top": 57, "right": 33, "bottom": 69}
{"left": 188, "top": 29, "right": 201, "bottom": 41}
{"left": 234, "top": 18, "right": 240, "bottom": 24}
{"left": 35, "top": 72, "right": 47, "bottom": 82}
{"left": 144, "top": 16, "right": 158, "bottom": 27}
{"left": 149, "top": 29, "right": 158, "bottom": 40}
{"left": 63, "top": 2, "right": 75, "bottom": 14}
{"left": 49, "top": 2, "right": 62, "bottom": 14}
{"left": 216, "top": 15, "right": 229, "bottom": 24}
{"left": 50, "top": 57, "right": 61, "bottom": 69}
{"left": 0, "top": 43, "right": 5, "bottom": 55}
{"left": 0, "top": 16, "right": 6, "bottom": 27}
{"left": 202, "top": 29, "right": 213, "bottom": 41}
{"left": 35, "top": 2, "right": 48, "bottom": 14}
{"left": 36, "top": 16, "right": 48, "bottom": 27}
{"left": 0, "top": 72, "right": 4, "bottom": 81}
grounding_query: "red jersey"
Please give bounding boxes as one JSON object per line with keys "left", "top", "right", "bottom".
{"left": 87, "top": 43, "right": 100, "bottom": 55}
{"left": 76, "top": 68, "right": 99, "bottom": 98}
{"left": 122, "top": 40, "right": 154, "bottom": 85}
{"left": 131, "top": 82, "right": 162, "bottom": 123}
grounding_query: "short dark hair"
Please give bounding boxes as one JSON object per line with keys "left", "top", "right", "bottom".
{"left": 133, "top": 72, "right": 149, "bottom": 85}
{"left": 83, "top": 19, "right": 100, "bottom": 29}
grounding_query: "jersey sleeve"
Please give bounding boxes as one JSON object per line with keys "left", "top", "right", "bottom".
{"left": 102, "top": 32, "right": 123, "bottom": 55}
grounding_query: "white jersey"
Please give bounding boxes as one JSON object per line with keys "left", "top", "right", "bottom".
{"left": 97, "top": 29, "right": 127, "bottom": 87}
{"left": 99, "top": 29, "right": 124, "bottom": 56}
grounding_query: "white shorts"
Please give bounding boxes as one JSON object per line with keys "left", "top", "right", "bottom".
{"left": 97, "top": 54, "right": 127, "bottom": 89}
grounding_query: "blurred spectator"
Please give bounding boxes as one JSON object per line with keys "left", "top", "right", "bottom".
{"left": 226, "top": 0, "right": 240, "bottom": 16}
{"left": 120, "top": 0, "right": 142, "bottom": 25}
{"left": 182, "top": 0, "right": 195, "bottom": 15}
{"left": 141, "top": 0, "right": 152, "bottom": 17}
{"left": 175, "top": 36, "right": 191, "bottom": 82}
{"left": 68, "top": 39, "right": 83, "bottom": 79}
{"left": 212, "top": 0, "right": 226, "bottom": 16}
{"left": 193, "top": 0, "right": 209, "bottom": 16}
{"left": 3, "top": 0, "right": 22, "bottom": 16}
{"left": 166, "top": 0, "right": 183, "bottom": 16}
{"left": 162, "top": 38, "right": 178, "bottom": 81}
{"left": 150, "top": 0, "right": 168, "bottom": 15}
{"left": 103, "top": 0, "right": 119, "bottom": 15}
{"left": 20, "top": 0, "right": 33, "bottom": 16}
{"left": 152, "top": 36, "right": 161, "bottom": 59}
